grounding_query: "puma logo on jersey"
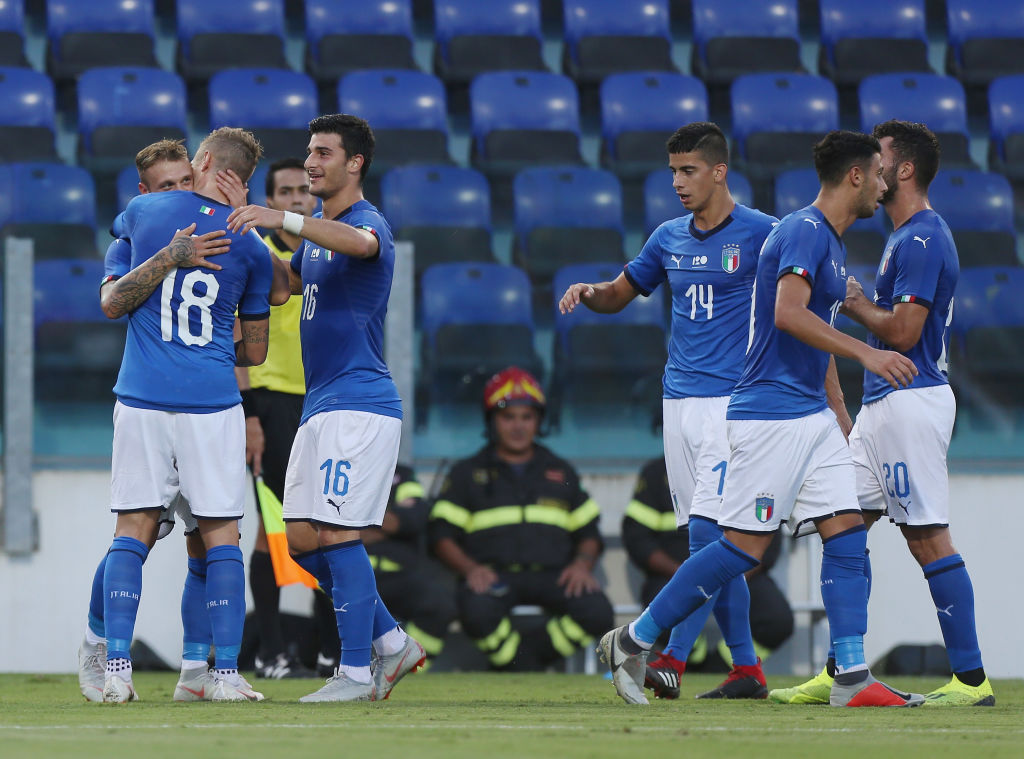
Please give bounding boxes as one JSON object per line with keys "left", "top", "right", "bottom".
{"left": 697, "top": 585, "right": 713, "bottom": 600}
{"left": 670, "top": 254, "right": 685, "bottom": 269}
{"left": 914, "top": 236, "right": 931, "bottom": 248}
{"left": 327, "top": 498, "right": 345, "bottom": 513}
{"left": 936, "top": 604, "right": 954, "bottom": 617}
{"left": 831, "top": 260, "right": 838, "bottom": 277}
{"left": 803, "top": 218, "right": 821, "bottom": 229}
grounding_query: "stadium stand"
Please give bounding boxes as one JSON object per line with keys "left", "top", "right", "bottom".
{"left": 305, "top": 0, "right": 416, "bottom": 84}
{"left": 0, "top": 162, "right": 97, "bottom": 259}
{"left": 434, "top": 0, "right": 546, "bottom": 85}
{"left": 600, "top": 72, "right": 708, "bottom": 177}
{"left": 208, "top": 68, "right": 318, "bottom": 163}
{"left": 691, "top": 0, "right": 803, "bottom": 87}
{"left": 945, "top": 0, "right": 1024, "bottom": 89}
{"left": 45, "top": 0, "right": 158, "bottom": 84}
{"left": 381, "top": 165, "right": 495, "bottom": 278}
{"left": 418, "top": 262, "right": 542, "bottom": 414}
{"left": 929, "top": 170, "right": 1019, "bottom": 267}
{"left": 0, "top": 0, "right": 29, "bottom": 67}
{"left": 858, "top": 73, "right": 974, "bottom": 168}
{"left": 818, "top": 0, "right": 930, "bottom": 87}
{"left": 77, "top": 67, "right": 187, "bottom": 168}
{"left": 562, "top": 0, "right": 675, "bottom": 84}
{"left": 989, "top": 75, "right": 1024, "bottom": 183}
{"left": 176, "top": 0, "right": 288, "bottom": 83}
{"left": 0, "top": 67, "right": 58, "bottom": 163}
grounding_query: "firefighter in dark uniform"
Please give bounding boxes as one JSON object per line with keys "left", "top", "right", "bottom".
{"left": 623, "top": 456, "right": 794, "bottom": 669}
{"left": 362, "top": 464, "right": 456, "bottom": 666}
{"left": 429, "top": 367, "right": 614, "bottom": 670}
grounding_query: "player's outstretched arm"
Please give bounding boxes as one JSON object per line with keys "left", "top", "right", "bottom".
{"left": 101, "top": 224, "right": 230, "bottom": 319}
{"left": 775, "top": 273, "right": 918, "bottom": 390}
{"left": 226, "top": 205, "right": 379, "bottom": 259}
{"left": 558, "top": 272, "right": 638, "bottom": 315}
{"left": 840, "top": 275, "right": 928, "bottom": 353}
{"left": 235, "top": 317, "right": 269, "bottom": 367}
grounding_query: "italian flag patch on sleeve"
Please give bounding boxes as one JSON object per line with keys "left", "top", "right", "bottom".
{"left": 199, "top": 205, "right": 215, "bottom": 216}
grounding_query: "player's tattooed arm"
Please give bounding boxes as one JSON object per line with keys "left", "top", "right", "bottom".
{"left": 235, "top": 317, "right": 270, "bottom": 367}
{"left": 101, "top": 224, "right": 231, "bottom": 319}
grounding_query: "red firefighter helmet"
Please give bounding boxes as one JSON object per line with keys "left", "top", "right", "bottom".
{"left": 482, "top": 366, "right": 546, "bottom": 415}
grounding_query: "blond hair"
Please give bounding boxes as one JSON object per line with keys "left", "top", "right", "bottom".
{"left": 135, "top": 139, "right": 189, "bottom": 175}
{"left": 194, "top": 127, "right": 263, "bottom": 183}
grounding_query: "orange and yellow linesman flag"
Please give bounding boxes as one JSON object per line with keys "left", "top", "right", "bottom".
{"left": 255, "top": 477, "right": 318, "bottom": 589}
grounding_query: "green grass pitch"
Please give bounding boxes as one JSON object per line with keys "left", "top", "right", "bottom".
{"left": 1, "top": 672, "right": 1021, "bottom": 759}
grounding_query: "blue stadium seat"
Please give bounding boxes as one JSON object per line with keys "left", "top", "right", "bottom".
{"left": 692, "top": 0, "right": 803, "bottom": 86}
{"left": 731, "top": 73, "right": 839, "bottom": 175}
{"left": 562, "top": 0, "right": 674, "bottom": 84}
{"left": 951, "top": 266, "right": 1024, "bottom": 418}
{"left": 0, "top": 0, "right": 28, "bottom": 67}
{"left": 381, "top": 165, "right": 494, "bottom": 276}
{"left": 434, "top": 0, "right": 545, "bottom": 85}
{"left": 33, "top": 258, "right": 125, "bottom": 402}
{"left": 989, "top": 75, "right": 1024, "bottom": 182}
{"left": 946, "top": 0, "right": 1024, "bottom": 88}
{"left": 46, "top": 0, "right": 157, "bottom": 82}
{"left": 470, "top": 72, "right": 582, "bottom": 175}
{"left": 551, "top": 262, "right": 666, "bottom": 415}
{"left": 77, "top": 67, "right": 187, "bottom": 167}
{"left": 859, "top": 74, "right": 973, "bottom": 168}
{"left": 600, "top": 73, "right": 708, "bottom": 176}
{"left": 419, "top": 262, "right": 541, "bottom": 409}
{"left": 513, "top": 167, "right": 625, "bottom": 286}
{"left": 643, "top": 168, "right": 752, "bottom": 235}
{"left": 177, "top": 0, "right": 287, "bottom": 82}
{"left": 209, "top": 69, "right": 318, "bottom": 162}
{"left": 338, "top": 69, "right": 451, "bottom": 170}
{"left": 0, "top": 163, "right": 96, "bottom": 258}
{"left": 819, "top": 0, "right": 929, "bottom": 86}
{"left": 116, "top": 165, "right": 141, "bottom": 210}
{"left": 305, "top": 0, "right": 415, "bottom": 82}
{"left": 929, "top": 170, "right": 1018, "bottom": 267}
{"left": 774, "top": 167, "right": 888, "bottom": 264}
{"left": 0, "top": 67, "right": 57, "bottom": 162}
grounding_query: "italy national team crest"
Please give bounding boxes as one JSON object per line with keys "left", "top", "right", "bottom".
{"left": 722, "top": 243, "right": 740, "bottom": 274}
{"left": 754, "top": 493, "right": 774, "bottom": 523}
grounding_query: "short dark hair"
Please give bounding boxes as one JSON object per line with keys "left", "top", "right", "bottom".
{"left": 308, "top": 113, "right": 375, "bottom": 182}
{"left": 266, "top": 157, "right": 306, "bottom": 197}
{"left": 666, "top": 122, "right": 729, "bottom": 166}
{"left": 871, "top": 119, "right": 940, "bottom": 191}
{"left": 813, "top": 130, "right": 881, "bottom": 187}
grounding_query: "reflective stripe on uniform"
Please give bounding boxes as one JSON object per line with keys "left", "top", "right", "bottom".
{"left": 558, "top": 614, "right": 590, "bottom": 644}
{"left": 395, "top": 481, "right": 425, "bottom": 502}
{"left": 476, "top": 617, "right": 513, "bottom": 652}
{"left": 431, "top": 499, "right": 471, "bottom": 529}
{"left": 368, "top": 555, "right": 402, "bottom": 572}
{"left": 404, "top": 622, "right": 444, "bottom": 656}
{"left": 567, "top": 498, "right": 600, "bottom": 531}
{"left": 546, "top": 617, "right": 575, "bottom": 657}
{"left": 468, "top": 505, "right": 524, "bottom": 532}
{"left": 625, "top": 499, "right": 677, "bottom": 532}
{"left": 488, "top": 630, "right": 521, "bottom": 667}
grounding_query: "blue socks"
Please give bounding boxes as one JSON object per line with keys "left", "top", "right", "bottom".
{"left": 103, "top": 536, "right": 149, "bottom": 660}
{"left": 88, "top": 556, "right": 106, "bottom": 639}
{"left": 323, "top": 540, "right": 378, "bottom": 668}
{"left": 373, "top": 590, "right": 399, "bottom": 640}
{"left": 820, "top": 526, "right": 868, "bottom": 672}
{"left": 182, "top": 557, "right": 212, "bottom": 663}
{"left": 205, "top": 544, "right": 245, "bottom": 670}
{"left": 924, "top": 553, "right": 984, "bottom": 675}
{"left": 635, "top": 538, "right": 759, "bottom": 646}
{"left": 293, "top": 547, "right": 334, "bottom": 594}
{"left": 826, "top": 547, "right": 870, "bottom": 665}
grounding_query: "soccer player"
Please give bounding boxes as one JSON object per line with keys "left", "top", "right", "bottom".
{"left": 227, "top": 114, "right": 424, "bottom": 702}
{"left": 77, "top": 139, "right": 249, "bottom": 703}
{"left": 560, "top": 122, "right": 779, "bottom": 700}
{"left": 770, "top": 120, "right": 994, "bottom": 707}
{"left": 99, "top": 127, "right": 273, "bottom": 703}
{"left": 236, "top": 158, "right": 327, "bottom": 680}
{"left": 598, "top": 130, "right": 925, "bottom": 707}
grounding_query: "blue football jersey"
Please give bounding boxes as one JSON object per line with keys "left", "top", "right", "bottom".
{"left": 113, "top": 191, "right": 273, "bottom": 412}
{"left": 291, "top": 200, "right": 402, "bottom": 424}
{"left": 861, "top": 209, "right": 958, "bottom": 404}
{"left": 625, "top": 204, "right": 777, "bottom": 398}
{"left": 102, "top": 237, "right": 131, "bottom": 282}
{"left": 728, "top": 206, "right": 848, "bottom": 420}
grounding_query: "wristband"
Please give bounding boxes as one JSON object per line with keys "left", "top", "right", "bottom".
{"left": 282, "top": 211, "right": 304, "bottom": 236}
{"left": 240, "top": 389, "right": 258, "bottom": 418}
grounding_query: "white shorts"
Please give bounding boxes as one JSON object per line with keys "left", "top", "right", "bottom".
{"left": 110, "top": 401, "right": 247, "bottom": 519}
{"left": 718, "top": 408, "right": 860, "bottom": 537}
{"left": 282, "top": 410, "right": 401, "bottom": 528}
{"left": 663, "top": 397, "right": 730, "bottom": 526}
{"left": 158, "top": 493, "right": 198, "bottom": 538}
{"left": 850, "top": 385, "right": 954, "bottom": 527}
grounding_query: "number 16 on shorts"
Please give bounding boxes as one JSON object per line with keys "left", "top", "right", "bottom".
{"left": 321, "top": 458, "right": 351, "bottom": 496}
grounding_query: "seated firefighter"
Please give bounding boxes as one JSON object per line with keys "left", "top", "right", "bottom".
{"left": 428, "top": 367, "right": 614, "bottom": 670}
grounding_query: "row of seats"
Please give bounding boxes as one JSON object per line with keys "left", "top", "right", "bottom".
{"left": 6, "top": 64, "right": 1024, "bottom": 183}
{"left": 5, "top": 1, "right": 1024, "bottom": 90}
{"left": 3, "top": 160, "right": 1016, "bottom": 275}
